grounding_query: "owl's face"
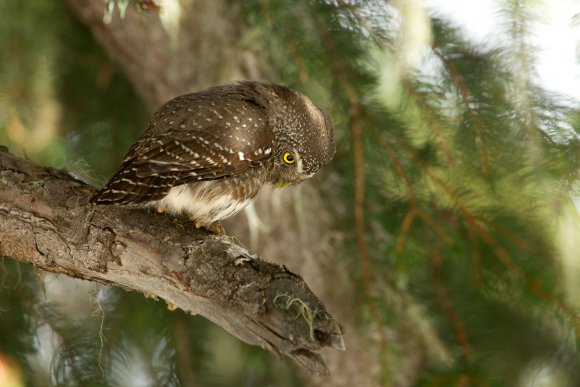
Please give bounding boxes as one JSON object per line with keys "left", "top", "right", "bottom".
{"left": 270, "top": 148, "right": 316, "bottom": 187}
{"left": 268, "top": 92, "right": 335, "bottom": 187}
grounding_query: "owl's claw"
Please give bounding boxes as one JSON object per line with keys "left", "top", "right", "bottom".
{"left": 210, "top": 223, "right": 224, "bottom": 234}
{"left": 194, "top": 220, "right": 224, "bottom": 235}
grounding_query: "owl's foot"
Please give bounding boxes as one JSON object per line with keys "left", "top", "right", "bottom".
{"left": 194, "top": 220, "right": 224, "bottom": 235}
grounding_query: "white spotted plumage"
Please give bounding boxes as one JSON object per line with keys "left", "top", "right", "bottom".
{"left": 90, "top": 81, "right": 335, "bottom": 229}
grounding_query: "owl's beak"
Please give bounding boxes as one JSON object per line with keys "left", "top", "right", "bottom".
{"left": 276, "top": 181, "right": 286, "bottom": 189}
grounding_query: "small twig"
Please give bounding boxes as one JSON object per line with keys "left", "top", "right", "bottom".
{"left": 431, "top": 250, "right": 471, "bottom": 361}
{"left": 433, "top": 47, "right": 491, "bottom": 178}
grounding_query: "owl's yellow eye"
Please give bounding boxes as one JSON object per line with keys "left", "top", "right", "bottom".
{"left": 283, "top": 151, "right": 296, "bottom": 165}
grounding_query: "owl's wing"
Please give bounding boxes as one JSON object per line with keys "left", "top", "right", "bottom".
{"left": 90, "top": 98, "right": 275, "bottom": 205}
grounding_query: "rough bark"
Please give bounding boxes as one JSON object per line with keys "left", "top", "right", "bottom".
{"left": 0, "top": 147, "right": 344, "bottom": 375}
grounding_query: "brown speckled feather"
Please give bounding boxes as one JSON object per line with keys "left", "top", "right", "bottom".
{"left": 91, "top": 86, "right": 276, "bottom": 204}
{"left": 90, "top": 81, "right": 335, "bottom": 227}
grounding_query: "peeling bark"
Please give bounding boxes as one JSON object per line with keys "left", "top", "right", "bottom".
{"left": 0, "top": 147, "right": 344, "bottom": 375}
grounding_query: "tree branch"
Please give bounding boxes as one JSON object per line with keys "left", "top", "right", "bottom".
{"left": 0, "top": 146, "right": 344, "bottom": 376}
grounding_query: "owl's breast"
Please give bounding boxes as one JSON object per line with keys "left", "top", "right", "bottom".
{"left": 152, "top": 169, "right": 267, "bottom": 225}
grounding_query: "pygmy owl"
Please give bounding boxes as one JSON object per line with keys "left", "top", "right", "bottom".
{"left": 90, "top": 81, "right": 335, "bottom": 231}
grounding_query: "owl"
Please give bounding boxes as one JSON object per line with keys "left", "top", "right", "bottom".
{"left": 90, "top": 81, "right": 335, "bottom": 232}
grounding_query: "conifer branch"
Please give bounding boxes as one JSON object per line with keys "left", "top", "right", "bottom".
{"left": 0, "top": 147, "right": 344, "bottom": 376}
{"left": 314, "top": 14, "right": 391, "bottom": 383}
{"left": 433, "top": 47, "right": 492, "bottom": 178}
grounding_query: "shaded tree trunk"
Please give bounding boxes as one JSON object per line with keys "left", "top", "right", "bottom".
{"left": 66, "top": 0, "right": 256, "bottom": 109}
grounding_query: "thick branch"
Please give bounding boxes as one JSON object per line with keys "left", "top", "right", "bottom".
{"left": 0, "top": 147, "right": 344, "bottom": 375}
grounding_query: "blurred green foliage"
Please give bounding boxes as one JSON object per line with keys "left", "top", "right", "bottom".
{"left": 1, "top": 0, "right": 580, "bottom": 386}
{"left": 0, "top": 1, "right": 147, "bottom": 177}
{"left": 246, "top": 0, "right": 580, "bottom": 385}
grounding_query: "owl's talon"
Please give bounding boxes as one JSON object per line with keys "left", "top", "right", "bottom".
{"left": 157, "top": 207, "right": 165, "bottom": 214}
{"left": 193, "top": 220, "right": 223, "bottom": 234}
{"left": 209, "top": 222, "right": 224, "bottom": 235}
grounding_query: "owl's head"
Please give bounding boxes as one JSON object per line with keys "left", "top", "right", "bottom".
{"left": 260, "top": 84, "right": 336, "bottom": 187}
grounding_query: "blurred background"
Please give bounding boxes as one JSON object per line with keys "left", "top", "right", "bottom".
{"left": 1, "top": 0, "right": 579, "bottom": 386}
